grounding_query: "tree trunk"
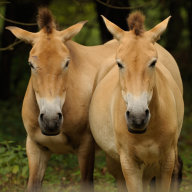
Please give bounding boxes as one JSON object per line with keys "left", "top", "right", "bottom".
{"left": 164, "top": 0, "right": 183, "bottom": 52}
{"left": 187, "top": 1, "right": 192, "bottom": 48}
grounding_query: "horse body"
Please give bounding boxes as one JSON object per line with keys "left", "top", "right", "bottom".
{"left": 22, "top": 40, "right": 118, "bottom": 191}
{"left": 89, "top": 12, "right": 184, "bottom": 192}
{"left": 7, "top": 8, "right": 118, "bottom": 192}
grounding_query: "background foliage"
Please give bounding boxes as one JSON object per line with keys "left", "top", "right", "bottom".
{"left": 0, "top": 0, "right": 192, "bottom": 191}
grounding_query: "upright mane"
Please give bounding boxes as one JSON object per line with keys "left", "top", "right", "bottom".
{"left": 37, "top": 7, "right": 56, "bottom": 34}
{"left": 127, "top": 11, "right": 145, "bottom": 36}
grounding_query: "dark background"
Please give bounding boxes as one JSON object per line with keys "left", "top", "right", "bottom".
{"left": 0, "top": 0, "right": 191, "bottom": 191}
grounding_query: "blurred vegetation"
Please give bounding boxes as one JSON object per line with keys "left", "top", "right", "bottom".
{"left": 0, "top": 0, "right": 192, "bottom": 191}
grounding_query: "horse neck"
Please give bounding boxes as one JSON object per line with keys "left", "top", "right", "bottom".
{"left": 148, "top": 70, "right": 162, "bottom": 122}
{"left": 149, "top": 86, "right": 160, "bottom": 116}
{"left": 62, "top": 46, "right": 97, "bottom": 117}
{"left": 64, "top": 40, "right": 118, "bottom": 112}
{"left": 23, "top": 78, "right": 39, "bottom": 119}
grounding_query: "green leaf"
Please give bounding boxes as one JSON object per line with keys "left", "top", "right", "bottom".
{"left": 12, "top": 165, "right": 19, "bottom": 174}
{"left": 21, "top": 165, "right": 28, "bottom": 178}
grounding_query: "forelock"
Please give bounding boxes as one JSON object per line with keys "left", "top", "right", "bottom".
{"left": 127, "top": 11, "right": 145, "bottom": 36}
{"left": 37, "top": 7, "right": 56, "bottom": 34}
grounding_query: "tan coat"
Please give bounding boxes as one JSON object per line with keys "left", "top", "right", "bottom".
{"left": 89, "top": 14, "right": 184, "bottom": 192}
{"left": 6, "top": 8, "right": 119, "bottom": 192}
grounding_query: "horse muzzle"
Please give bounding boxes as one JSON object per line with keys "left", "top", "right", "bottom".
{"left": 38, "top": 112, "right": 63, "bottom": 136}
{"left": 125, "top": 109, "right": 150, "bottom": 134}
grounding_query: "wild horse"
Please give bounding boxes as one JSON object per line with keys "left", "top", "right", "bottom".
{"left": 7, "top": 8, "right": 118, "bottom": 192}
{"left": 89, "top": 11, "right": 184, "bottom": 192}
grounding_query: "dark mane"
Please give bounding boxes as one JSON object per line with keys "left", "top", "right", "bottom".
{"left": 37, "top": 7, "right": 56, "bottom": 34}
{"left": 127, "top": 11, "right": 145, "bottom": 36}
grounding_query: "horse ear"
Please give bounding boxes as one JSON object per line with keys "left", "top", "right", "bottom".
{"left": 101, "top": 15, "right": 124, "bottom": 41}
{"left": 60, "top": 21, "right": 87, "bottom": 42}
{"left": 147, "top": 16, "right": 171, "bottom": 43}
{"left": 6, "top": 26, "right": 37, "bottom": 43}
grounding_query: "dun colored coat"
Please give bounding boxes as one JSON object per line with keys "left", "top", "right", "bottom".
{"left": 7, "top": 8, "right": 118, "bottom": 192}
{"left": 89, "top": 12, "right": 184, "bottom": 192}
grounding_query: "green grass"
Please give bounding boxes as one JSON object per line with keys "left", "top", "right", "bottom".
{"left": 0, "top": 143, "right": 116, "bottom": 192}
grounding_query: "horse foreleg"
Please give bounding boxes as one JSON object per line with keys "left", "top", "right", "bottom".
{"left": 106, "top": 155, "right": 127, "bottom": 192}
{"left": 120, "top": 152, "right": 143, "bottom": 192}
{"left": 170, "top": 155, "right": 183, "bottom": 192}
{"left": 26, "top": 136, "right": 51, "bottom": 192}
{"left": 78, "top": 129, "right": 95, "bottom": 192}
{"left": 156, "top": 150, "right": 175, "bottom": 192}
{"left": 150, "top": 177, "right": 156, "bottom": 192}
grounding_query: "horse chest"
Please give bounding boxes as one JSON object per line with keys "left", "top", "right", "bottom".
{"left": 34, "top": 131, "right": 76, "bottom": 154}
{"left": 135, "top": 140, "right": 160, "bottom": 164}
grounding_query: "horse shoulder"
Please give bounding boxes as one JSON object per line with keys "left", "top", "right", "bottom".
{"left": 22, "top": 78, "right": 39, "bottom": 133}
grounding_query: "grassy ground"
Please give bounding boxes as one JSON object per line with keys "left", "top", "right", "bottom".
{"left": 0, "top": 100, "right": 192, "bottom": 192}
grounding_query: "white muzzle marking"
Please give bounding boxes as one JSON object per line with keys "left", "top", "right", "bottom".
{"left": 35, "top": 93, "right": 66, "bottom": 135}
{"left": 122, "top": 91, "right": 152, "bottom": 133}
{"left": 36, "top": 92, "right": 66, "bottom": 117}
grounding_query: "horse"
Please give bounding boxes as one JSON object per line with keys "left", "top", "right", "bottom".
{"left": 6, "top": 8, "right": 118, "bottom": 192}
{"left": 89, "top": 11, "right": 184, "bottom": 192}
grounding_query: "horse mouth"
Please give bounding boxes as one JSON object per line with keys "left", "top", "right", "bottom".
{"left": 41, "top": 129, "right": 60, "bottom": 136}
{"left": 127, "top": 126, "right": 147, "bottom": 134}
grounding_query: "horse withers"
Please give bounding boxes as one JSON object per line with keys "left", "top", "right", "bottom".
{"left": 6, "top": 8, "right": 118, "bottom": 192}
{"left": 89, "top": 12, "right": 184, "bottom": 192}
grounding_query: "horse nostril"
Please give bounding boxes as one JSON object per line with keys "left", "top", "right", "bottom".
{"left": 145, "top": 109, "right": 149, "bottom": 116}
{"left": 126, "top": 110, "right": 130, "bottom": 117}
{"left": 58, "top": 113, "right": 62, "bottom": 120}
{"left": 40, "top": 113, "right": 44, "bottom": 121}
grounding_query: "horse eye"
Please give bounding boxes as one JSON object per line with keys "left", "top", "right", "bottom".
{"left": 65, "top": 60, "right": 70, "bottom": 68}
{"left": 149, "top": 60, "right": 157, "bottom": 68}
{"left": 117, "top": 61, "right": 124, "bottom": 69}
{"left": 28, "top": 62, "right": 35, "bottom": 69}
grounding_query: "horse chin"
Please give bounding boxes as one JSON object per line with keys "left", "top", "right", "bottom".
{"left": 127, "top": 126, "right": 147, "bottom": 134}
